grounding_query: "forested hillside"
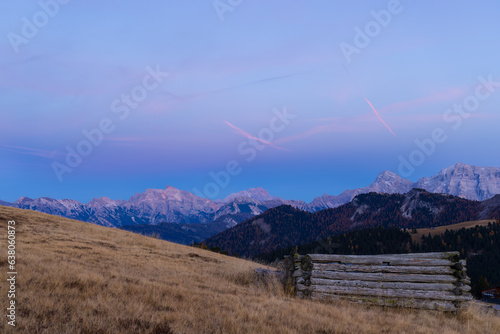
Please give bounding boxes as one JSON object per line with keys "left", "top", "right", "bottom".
{"left": 205, "top": 189, "right": 493, "bottom": 258}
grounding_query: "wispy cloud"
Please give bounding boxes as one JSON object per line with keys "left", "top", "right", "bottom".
{"left": 224, "top": 121, "right": 290, "bottom": 151}
{"left": 380, "top": 88, "right": 467, "bottom": 114}
{"left": 0, "top": 145, "right": 59, "bottom": 159}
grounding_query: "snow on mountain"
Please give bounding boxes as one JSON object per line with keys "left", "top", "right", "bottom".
{"left": 12, "top": 197, "right": 90, "bottom": 222}
{"left": 124, "top": 186, "right": 220, "bottom": 225}
{"left": 6, "top": 186, "right": 279, "bottom": 227}
{"left": 219, "top": 187, "right": 274, "bottom": 203}
{"left": 414, "top": 162, "right": 500, "bottom": 201}
{"left": 369, "top": 170, "right": 414, "bottom": 194}
{"left": 307, "top": 170, "right": 413, "bottom": 211}
{"left": 2, "top": 163, "right": 500, "bottom": 229}
{"left": 215, "top": 197, "right": 269, "bottom": 218}
{"left": 306, "top": 165, "right": 500, "bottom": 211}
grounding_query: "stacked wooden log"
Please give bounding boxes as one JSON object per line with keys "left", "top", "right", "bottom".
{"left": 290, "top": 252, "right": 472, "bottom": 312}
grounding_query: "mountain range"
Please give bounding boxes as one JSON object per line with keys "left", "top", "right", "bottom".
{"left": 1, "top": 163, "right": 500, "bottom": 244}
{"left": 204, "top": 189, "right": 500, "bottom": 258}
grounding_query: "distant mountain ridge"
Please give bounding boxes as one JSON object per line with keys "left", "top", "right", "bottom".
{"left": 414, "top": 163, "right": 500, "bottom": 201}
{"left": 307, "top": 170, "right": 414, "bottom": 211}
{"left": 217, "top": 187, "right": 274, "bottom": 203}
{"left": 308, "top": 163, "right": 500, "bottom": 210}
{"left": 6, "top": 187, "right": 275, "bottom": 228}
{"left": 1, "top": 163, "right": 499, "bottom": 235}
{"left": 204, "top": 189, "right": 500, "bottom": 258}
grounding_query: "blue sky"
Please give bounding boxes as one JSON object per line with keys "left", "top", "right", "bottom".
{"left": 1, "top": 0, "right": 499, "bottom": 203}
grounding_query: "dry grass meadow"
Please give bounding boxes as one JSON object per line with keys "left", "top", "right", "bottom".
{"left": 411, "top": 219, "right": 497, "bottom": 244}
{"left": 1, "top": 205, "right": 499, "bottom": 333}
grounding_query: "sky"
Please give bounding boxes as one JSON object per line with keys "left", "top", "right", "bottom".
{"left": 1, "top": 0, "right": 500, "bottom": 203}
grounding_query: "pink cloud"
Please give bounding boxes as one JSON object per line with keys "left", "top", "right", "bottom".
{"left": 380, "top": 88, "right": 466, "bottom": 114}
{"left": 225, "top": 121, "right": 290, "bottom": 151}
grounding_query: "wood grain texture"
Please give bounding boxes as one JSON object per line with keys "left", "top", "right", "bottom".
{"left": 308, "top": 253, "right": 459, "bottom": 266}
{"left": 289, "top": 252, "right": 471, "bottom": 311}
{"left": 311, "top": 270, "right": 457, "bottom": 283}
{"left": 296, "top": 284, "right": 473, "bottom": 302}
{"left": 312, "top": 263, "right": 458, "bottom": 274}
{"left": 310, "top": 277, "right": 471, "bottom": 292}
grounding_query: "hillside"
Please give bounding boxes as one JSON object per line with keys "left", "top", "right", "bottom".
{"left": 1, "top": 205, "right": 499, "bottom": 333}
{"left": 412, "top": 220, "right": 497, "bottom": 244}
{"left": 205, "top": 189, "right": 499, "bottom": 258}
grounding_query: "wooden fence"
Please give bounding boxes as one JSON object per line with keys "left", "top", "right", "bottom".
{"left": 284, "top": 251, "right": 472, "bottom": 312}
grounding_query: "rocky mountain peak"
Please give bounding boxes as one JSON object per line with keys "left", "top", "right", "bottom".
{"left": 415, "top": 163, "right": 500, "bottom": 201}
{"left": 220, "top": 187, "right": 273, "bottom": 203}
{"left": 375, "top": 170, "right": 400, "bottom": 180}
{"left": 368, "top": 170, "right": 413, "bottom": 194}
{"left": 13, "top": 196, "right": 33, "bottom": 204}
{"left": 88, "top": 197, "right": 123, "bottom": 208}
{"left": 3, "top": 163, "right": 500, "bottom": 230}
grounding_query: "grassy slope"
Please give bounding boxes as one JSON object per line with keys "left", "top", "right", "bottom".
{"left": 412, "top": 219, "right": 497, "bottom": 244}
{"left": 0, "top": 206, "right": 499, "bottom": 334}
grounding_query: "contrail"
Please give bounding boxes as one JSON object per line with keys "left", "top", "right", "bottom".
{"left": 224, "top": 121, "right": 289, "bottom": 151}
{"left": 343, "top": 65, "right": 396, "bottom": 138}
{"left": 359, "top": 91, "right": 397, "bottom": 138}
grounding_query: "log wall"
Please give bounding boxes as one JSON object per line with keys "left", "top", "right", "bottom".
{"left": 284, "top": 252, "right": 472, "bottom": 312}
